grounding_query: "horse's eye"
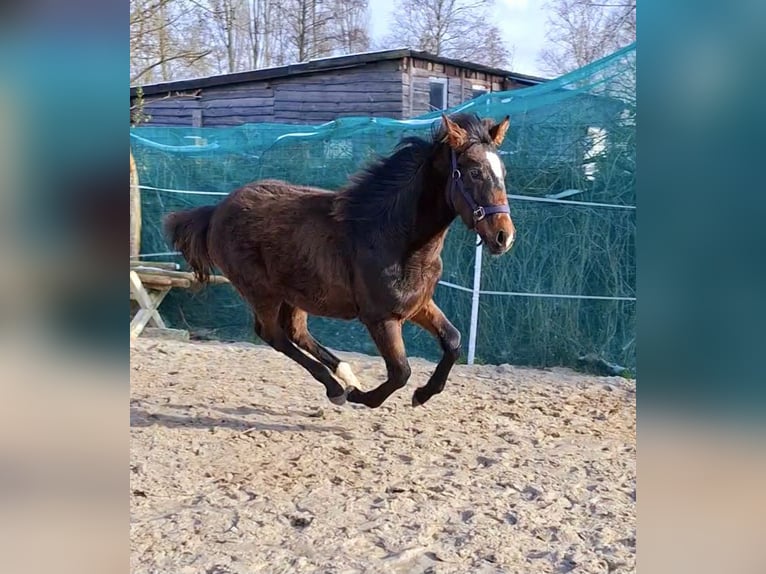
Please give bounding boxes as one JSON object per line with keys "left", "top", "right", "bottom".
{"left": 469, "top": 168, "right": 481, "bottom": 179}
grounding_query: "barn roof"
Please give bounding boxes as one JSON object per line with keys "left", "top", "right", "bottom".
{"left": 130, "top": 49, "right": 548, "bottom": 97}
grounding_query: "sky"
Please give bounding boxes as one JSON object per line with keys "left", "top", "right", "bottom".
{"left": 367, "top": 0, "right": 551, "bottom": 77}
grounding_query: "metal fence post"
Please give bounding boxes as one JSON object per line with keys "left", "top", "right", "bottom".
{"left": 467, "top": 236, "right": 483, "bottom": 365}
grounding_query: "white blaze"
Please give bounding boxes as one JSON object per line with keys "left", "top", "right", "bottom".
{"left": 485, "top": 150, "right": 504, "bottom": 185}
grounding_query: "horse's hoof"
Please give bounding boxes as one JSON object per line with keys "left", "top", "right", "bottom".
{"left": 346, "top": 386, "right": 364, "bottom": 403}
{"left": 412, "top": 389, "right": 426, "bottom": 407}
{"left": 327, "top": 389, "right": 347, "bottom": 406}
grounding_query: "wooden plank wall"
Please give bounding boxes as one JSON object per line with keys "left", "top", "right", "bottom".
{"left": 136, "top": 60, "right": 406, "bottom": 127}
{"left": 272, "top": 60, "right": 404, "bottom": 123}
{"left": 137, "top": 84, "right": 275, "bottom": 127}
{"left": 406, "top": 58, "right": 509, "bottom": 118}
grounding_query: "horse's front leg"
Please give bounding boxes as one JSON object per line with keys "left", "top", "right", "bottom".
{"left": 410, "top": 300, "right": 461, "bottom": 407}
{"left": 346, "top": 319, "right": 411, "bottom": 408}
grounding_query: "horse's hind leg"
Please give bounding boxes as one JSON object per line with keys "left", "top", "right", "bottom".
{"left": 279, "top": 304, "right": 361, "bottom": 390}
{"left": 346, "top": 319, "right": 411, "bottom": 409}
{"left": 253, "top": 302, "right": 347, "bottom": 405}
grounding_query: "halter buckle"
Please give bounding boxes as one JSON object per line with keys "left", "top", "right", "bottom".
{"left": 451, "top": 168, "right": 461, "bottom": 180}
{"left": 473, "top": 206, "right": 486, "bottom": 221}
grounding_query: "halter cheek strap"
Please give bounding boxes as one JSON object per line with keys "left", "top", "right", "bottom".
{"left": 447, "top": 149, "right": 510, "bottom": 223}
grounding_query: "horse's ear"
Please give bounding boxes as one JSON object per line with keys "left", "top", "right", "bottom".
{"left": 441, "top": 114, "right": 468, "bottom": 149}
{"left": 489, "top": 115, "right": 511, "bottom": 147}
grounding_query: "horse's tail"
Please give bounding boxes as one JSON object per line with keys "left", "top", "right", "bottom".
{"left": 163, "top": 205, "right": 217, "bottom": 283}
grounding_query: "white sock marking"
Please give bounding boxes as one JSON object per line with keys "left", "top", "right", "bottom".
{"left": 336, "top": 362, "right": 360, "bottom": 388}
{"left": 298, "top": 345, "right": 342, "bottom": 385}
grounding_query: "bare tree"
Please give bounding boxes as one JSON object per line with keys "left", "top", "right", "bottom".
{"left": 327, "top": 0, "right": 370, "bottom": 54}
{"left": 240, "top": 0, "right": 283, "bottom": 68}
{"left": 206, "top": 0, "right": 271, "bottom": 70}
{"left": 245, "top": 0, "right": 275, "bottom": 68}
{"left": 130, "top": 0, "right": 212, "bottom": 83}
{"left": 473, "top": 25, "right": 514, "bottom": 69}
{"left": 265, "top": 0, "right": 369, "bottom": 63}
{"left": 131, "top": 0, "right": 373, "bottom": 84}
{"left": 208, "top": 0, "right": 239, "bottom": 73}
{"left": 539, "top": 0, "right": 635, "bottom": 75}
{"left": 380, "top": 0, "right": 512, "bottom": 68}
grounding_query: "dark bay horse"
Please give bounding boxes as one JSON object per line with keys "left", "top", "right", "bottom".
{"left": 164, "top": 113, "right": 516, "bottom": 408}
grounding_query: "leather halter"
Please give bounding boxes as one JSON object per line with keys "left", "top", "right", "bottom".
{"left": 447, "top": 149, "right": 511, "bottom": 224}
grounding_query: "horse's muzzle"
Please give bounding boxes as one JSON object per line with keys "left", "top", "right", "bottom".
{"left": 478, "top": 217, "right": 515, "bottom": 255}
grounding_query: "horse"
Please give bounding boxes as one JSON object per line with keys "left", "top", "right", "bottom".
{"left": 164, "top": 113, "right": 516, "bottom": 409}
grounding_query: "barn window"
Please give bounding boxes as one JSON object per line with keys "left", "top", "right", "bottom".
{"left": 471, "top": 84, "right": 489, "bottom": 99}
{"left": 429, "top": 78, "right": 448, "bottom": 110}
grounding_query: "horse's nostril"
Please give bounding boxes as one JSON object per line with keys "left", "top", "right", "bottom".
{"left": 496, "top": 230, "right": 507, "bottom": 246}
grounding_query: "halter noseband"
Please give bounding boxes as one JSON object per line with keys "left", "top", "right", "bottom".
{"left": 448, "top": 149, "right": 511, "bottom": 223}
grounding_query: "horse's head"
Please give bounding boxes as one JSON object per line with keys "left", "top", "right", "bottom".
{"left": 440, "top": 113, "right": 516, "bottom": 255}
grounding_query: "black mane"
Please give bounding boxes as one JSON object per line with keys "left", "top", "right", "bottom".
{"left": 335, "top": 113, "right": 493, "bottom": 227}
{"left": 336, "top": 135, "right": 433, "bottom": 225}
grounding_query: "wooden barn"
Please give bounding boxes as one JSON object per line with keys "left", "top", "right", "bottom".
{"left": 129, "top": 49, "right": 547, "bottom": 127}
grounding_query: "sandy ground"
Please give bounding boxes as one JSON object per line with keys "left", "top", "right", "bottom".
{"left": 130, "top": 337, "right": 635, "bottom": 574}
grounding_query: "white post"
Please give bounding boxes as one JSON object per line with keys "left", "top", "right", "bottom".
{"left": 467, "top": 236, "right": 483, "bottom": 365}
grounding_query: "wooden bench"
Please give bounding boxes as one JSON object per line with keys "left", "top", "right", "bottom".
{"left": 129, "top": 261, "right": 230, "bottom": 338}
{"left": 130, "top": 150, "right": 229, "bottom": 339}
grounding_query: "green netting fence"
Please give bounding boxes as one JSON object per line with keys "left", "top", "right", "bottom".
{"left": 131, "top": 43, "right": 636, "bottom": 371}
